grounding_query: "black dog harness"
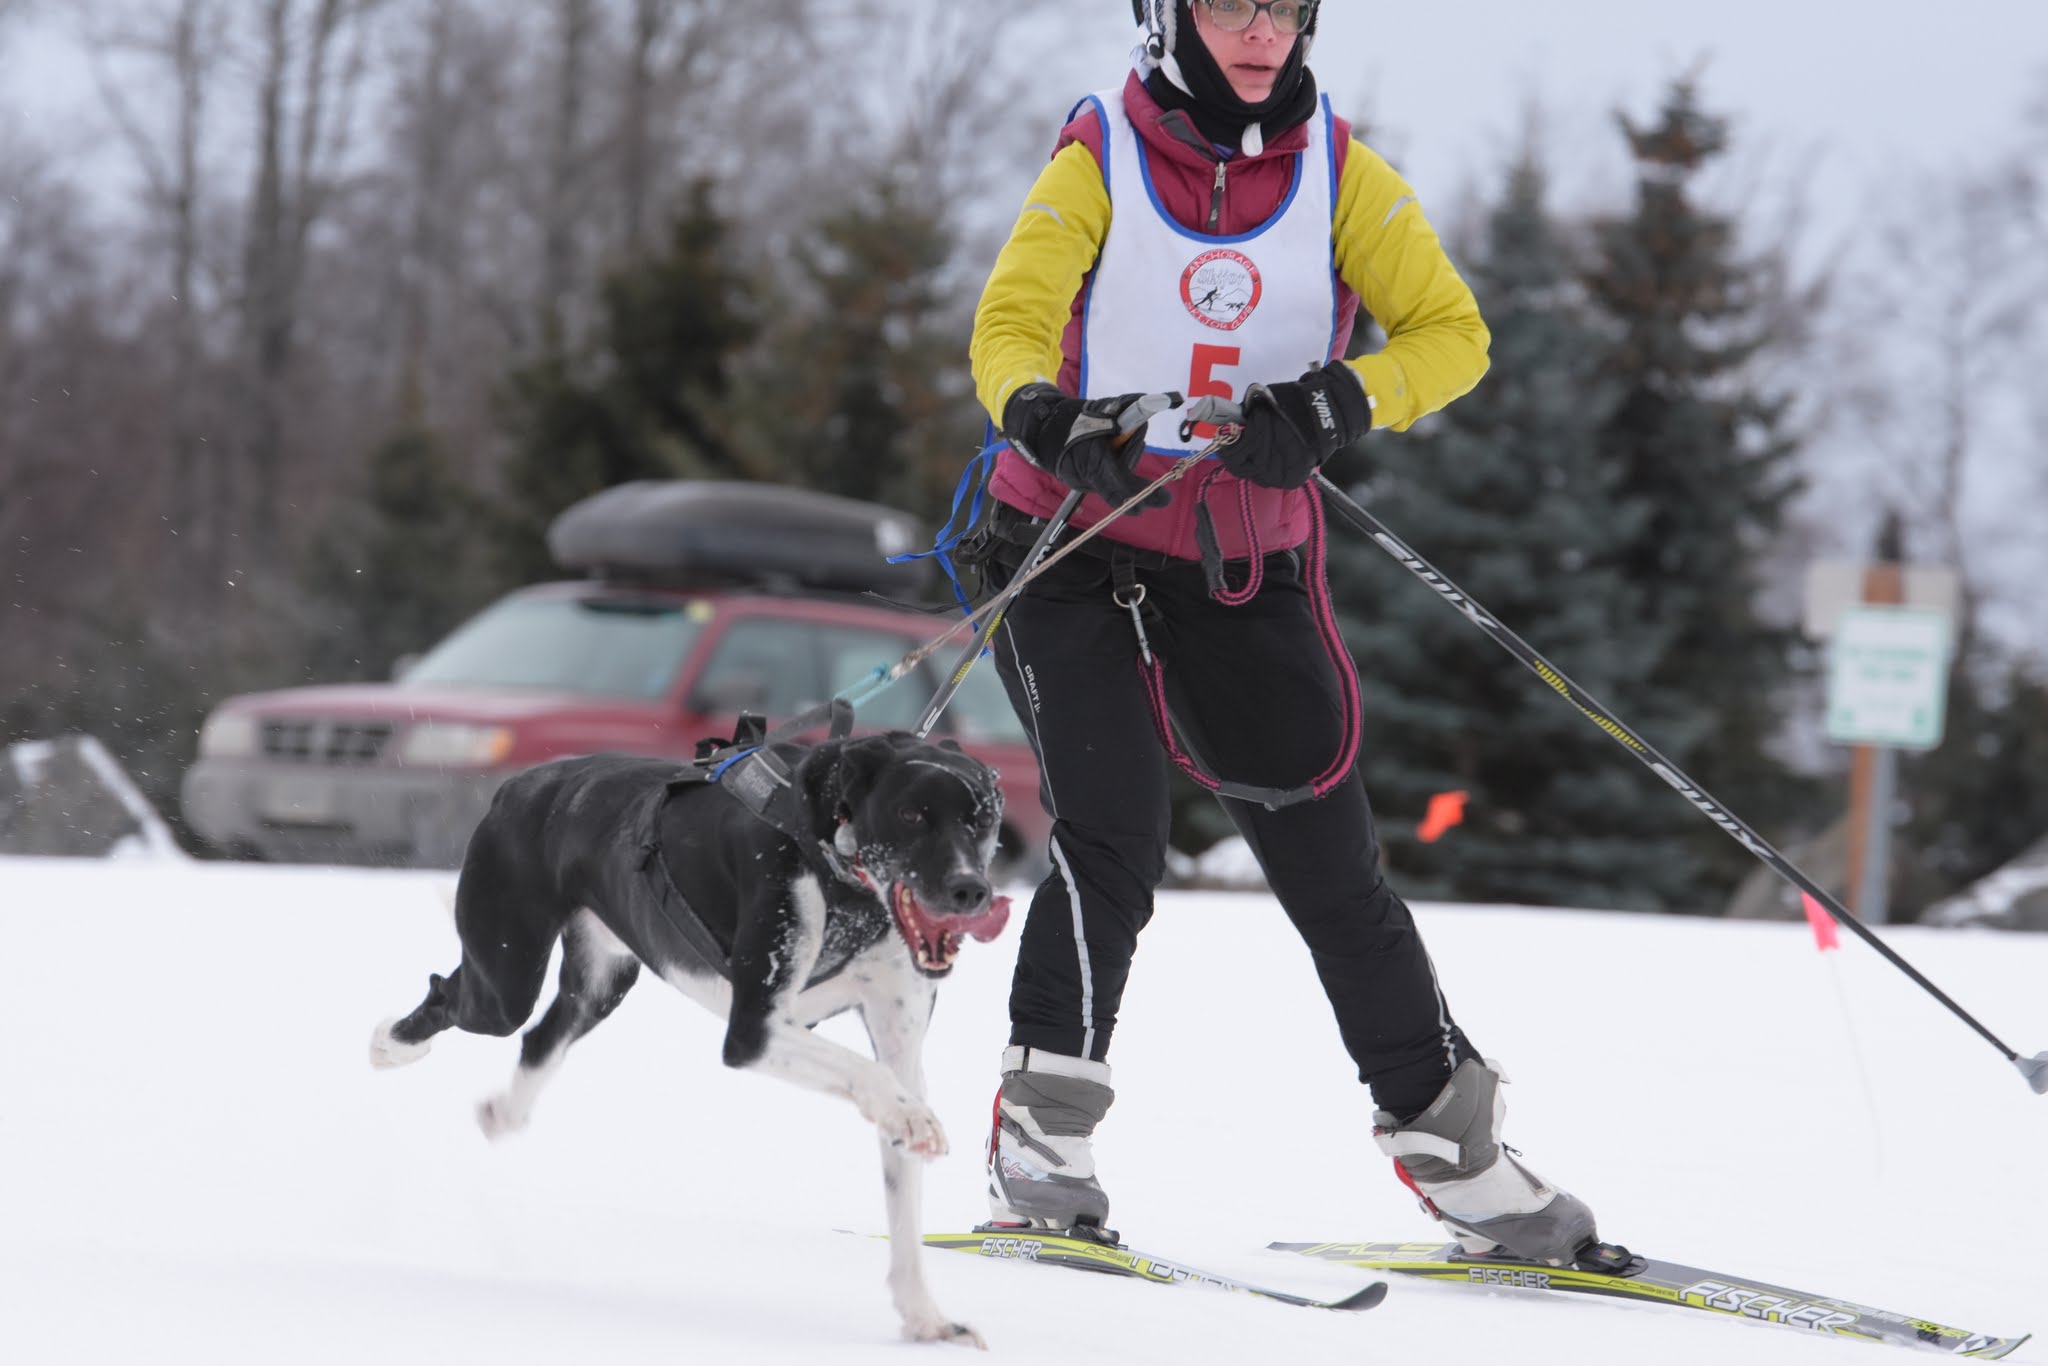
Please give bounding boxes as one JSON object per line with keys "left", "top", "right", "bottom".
{"left": 635, "top": 701, "right": 881, "bottom": 980}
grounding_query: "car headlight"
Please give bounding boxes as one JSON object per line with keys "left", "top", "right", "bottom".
{"left": 399, "top": 722, "right": 514, "bottom": 768}
{"left": 197, "top": 712, "right": 259, "bottom": 758}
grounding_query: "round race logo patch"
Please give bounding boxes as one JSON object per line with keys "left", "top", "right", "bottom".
{"left": 1180, "top": 249, "right": 1263, "bottom": 331}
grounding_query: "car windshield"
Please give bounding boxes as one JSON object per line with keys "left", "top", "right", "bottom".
{"left": 402, "top": 595, "right": 704, "bottom": 700}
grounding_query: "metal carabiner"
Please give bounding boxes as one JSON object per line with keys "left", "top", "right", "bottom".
{"left": 1113, "top": 581, "right": 1153, "bottom": 665}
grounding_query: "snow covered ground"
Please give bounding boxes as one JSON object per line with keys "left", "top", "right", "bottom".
{"left": 1, "top": 853, "right": 2041, "bottom": 1364}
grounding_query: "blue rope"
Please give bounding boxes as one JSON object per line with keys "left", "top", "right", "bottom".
{"left": 707, "top": 746, "right": 760, "bottom": 781}
{"left": 888, "top": 438, "right": 1004, "bottom": 616}
{"left": 832, "top": 664, "right": 893, "bottom": 709}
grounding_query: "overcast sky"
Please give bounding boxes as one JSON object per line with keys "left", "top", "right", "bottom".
{"left": 5, "top": 1, "right": 2042, "bottom": 228}
{"left": 1037, "top": 1, "right": 2044, "bottom": 234}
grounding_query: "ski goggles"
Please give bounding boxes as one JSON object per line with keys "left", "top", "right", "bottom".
{"left": 1198, "top": 0, "right": 1313, "bottom": 35}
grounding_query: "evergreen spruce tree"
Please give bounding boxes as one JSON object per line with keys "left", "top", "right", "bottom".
{"left": 492, "top": 181, "right": 760, "bottom": 584}
{"left": 1330, "top": 151, "right": 1686, "bottom": 908}
{"left": 304, "top": 426, "right": 495, "bottom": 681}
{"left": 754, "top": 179, "right": 985, "bottom": 525}
{"left": 1897, "top": 663, "right": 2048, "bottom": 915}
{"left": 1579, "top": 80, "right": 1811, "bottom": 902}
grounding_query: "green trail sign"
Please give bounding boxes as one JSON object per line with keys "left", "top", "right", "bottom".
{"left": 1825, "top": 606, "right": 1952, "bottom": 751}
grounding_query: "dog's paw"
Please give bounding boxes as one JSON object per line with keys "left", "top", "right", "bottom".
{"left": 870, "top": 1095, "right": 947, "bottom": 1157}
{"left": 900, "top": 1314, "right": 985, "bottom": 1350}
{"left": 369, "top": 1018, "right": 430, "bottom": 1070}
{"left": 475, "top": 1093, "right": 528, "bottom": 1141}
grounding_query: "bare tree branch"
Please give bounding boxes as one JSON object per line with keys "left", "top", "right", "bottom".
{"left": 618, "top": 0, "right": 671, "bottom": 260}
{"left": 1831, "top": 152, "right": 2045, "bottom": 666}
{"left": 76, "top": 0, "right": 232, "bottom": 579}
{"left": 539, "top": 0, "right": 597, "bottom": 342}
{"left": 236, "top": 0, "right": 389, "bottom": 562}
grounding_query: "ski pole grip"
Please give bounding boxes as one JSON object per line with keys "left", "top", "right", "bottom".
{"left": 1116, "top": 391, "right": 1185, "bottom": 437}
{"left": 2020, "top": 1052, "right": 2048, "bottom": 1095}
{"left": 1180, "top": 394, "right": 1245, "bottom": 428}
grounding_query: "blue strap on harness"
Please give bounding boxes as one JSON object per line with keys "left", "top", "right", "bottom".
{"left": 887, "top": 436, "right": 1004, "bottom": 616}
{"left": 707, "top": 746, "right": 759, "bottom": 782}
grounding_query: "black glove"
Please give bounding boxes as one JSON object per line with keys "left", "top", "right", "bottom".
{"left": 1221, "top": 360, "right": 1373, "bottom": 489}
{"left": 1002, "top": 383, "right": 1168, "bottom": 512}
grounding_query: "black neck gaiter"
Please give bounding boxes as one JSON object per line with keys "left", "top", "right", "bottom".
{"left": 1145, "top": 0, "right": 1317, "bottom": 154}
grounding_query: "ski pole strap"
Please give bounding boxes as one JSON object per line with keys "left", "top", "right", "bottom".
{"left": 1115, "top": 482, "right": 1364, "bottom": 811}
{"left": 888, "top": 391, "right": 1197, "bottom": 618}
{"left": 890, "top": 393, "right": 1204, "bottom": 626}
{"left": 889, "top": 437, "right": 1003, "bottom": 615}
{"left": 914, "top": 487, "right": 1086, "bottom": 740}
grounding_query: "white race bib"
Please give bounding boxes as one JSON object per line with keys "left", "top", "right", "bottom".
{"left": 1077, "top": 87, "right": 1340, "bottom": 455}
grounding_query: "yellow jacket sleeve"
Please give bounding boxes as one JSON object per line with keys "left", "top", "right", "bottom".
{"left": 970, "top": 142, "right": 1112, "bottom": 427}
{"left": 1333, "top": 140, "right": 1490, "bottom": 431}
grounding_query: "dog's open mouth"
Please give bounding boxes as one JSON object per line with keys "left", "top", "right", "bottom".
{"left": 889, "top": 883, "right": 1011, "bottom": 975}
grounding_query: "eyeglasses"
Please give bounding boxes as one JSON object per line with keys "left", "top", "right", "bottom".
{"left": 1198, "top": 0, "right": 1312, "bottom": 35}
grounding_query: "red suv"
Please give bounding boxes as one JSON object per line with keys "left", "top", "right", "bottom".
{"left": 179, "top": 483, "right": 1051, "bottom": 875}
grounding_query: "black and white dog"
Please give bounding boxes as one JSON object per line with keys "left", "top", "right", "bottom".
{"left": 370, "top": 730, "right": 1010, "bottom": 1347}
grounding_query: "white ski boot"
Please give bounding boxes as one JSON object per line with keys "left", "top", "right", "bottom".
{"left": 1373, "top": 1058, "right": 1597, "bottom": 1265}
{"left": 986, "top": 1046, "right": 1114, "bottom": 1233}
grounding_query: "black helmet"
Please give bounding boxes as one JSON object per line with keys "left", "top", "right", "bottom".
{"left": 1130, "top": 0, "right": 1321, "bottom": 62}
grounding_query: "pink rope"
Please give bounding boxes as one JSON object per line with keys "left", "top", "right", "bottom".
{"left": 1133, "top": 479, "right": 1363, "bottom": 802}
{"left": 1198, "top": 468, "right": 1265, "bottom": 606}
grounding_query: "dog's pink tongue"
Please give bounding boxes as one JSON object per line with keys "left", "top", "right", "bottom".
{"left": 963, "top": 894, "right": 1012, "bottom": 943}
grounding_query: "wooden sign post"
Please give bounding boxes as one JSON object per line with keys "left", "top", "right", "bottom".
{"left": 1843, "top": 564, "right": 1903, "bottom": 922}
{"left": 1806, "top": 558, "right": 1958, "bottom": 925}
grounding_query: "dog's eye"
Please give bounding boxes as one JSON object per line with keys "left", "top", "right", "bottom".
{"left": 899, "top": 808, "right": 925, "bottom": 826}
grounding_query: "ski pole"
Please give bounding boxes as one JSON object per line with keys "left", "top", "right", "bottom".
{"left": 1313, "top": 471, "right": 2048, "bottom": 1095}
{"left": 913, "top": 486, "right": 1081, "bottom": 739}
{"left": 912, "top": 393, "right": 1241, "bottom": 738}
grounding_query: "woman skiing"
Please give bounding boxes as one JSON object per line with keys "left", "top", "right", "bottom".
{"left": 969, "top": 0, "right": 1599, "bottom": 1265}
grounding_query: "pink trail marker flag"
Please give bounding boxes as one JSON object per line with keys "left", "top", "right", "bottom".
{"left": 1802, "top": 893, "right": 1841, "bottom": 953}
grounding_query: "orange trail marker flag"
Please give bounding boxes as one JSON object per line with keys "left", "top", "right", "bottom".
{"left": 1417, "top": 791, "right": 1468, "bottom": 844}
{"left": 1802, "top": 893, "right": 1841, "bottom": 953}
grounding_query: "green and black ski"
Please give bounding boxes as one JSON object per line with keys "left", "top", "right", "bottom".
{"left": 925, "top": 1226, "right": 1386, "bottom": 1311}
{"left": 1273, "top": 1240, "right": 2029, "bottom": 1359}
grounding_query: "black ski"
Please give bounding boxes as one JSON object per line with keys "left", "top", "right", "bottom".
{"left": 1273, "top": 1240, "right": 2029, "bottom": 1358}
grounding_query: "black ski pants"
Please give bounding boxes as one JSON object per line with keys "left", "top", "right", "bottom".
{"left": 988, "top": 535, "right": 1476, "bottom": 1120}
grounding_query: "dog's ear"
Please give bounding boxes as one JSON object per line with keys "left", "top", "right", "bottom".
{"left": 808, "top": 734, "right": 896, "bottom": 836}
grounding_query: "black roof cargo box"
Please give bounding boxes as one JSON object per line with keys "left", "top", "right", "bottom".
{"left": 547, "top": 480, "right": 935, "bottom": 598}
